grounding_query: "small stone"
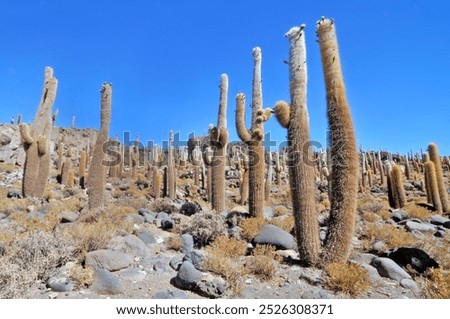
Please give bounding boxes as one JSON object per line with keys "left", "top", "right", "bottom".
{"left": 161, "top": 219, "right": 174, "bottom": 230}
{"left": 245, "top": 279, "right": 252, "bottom": 284}
{"left": 156, "top": 212, "right": 170, "bottom": 220}
{"left": 400, "top": 278, "right": 419, "bottom": 292}
{"left": 181, "top": 234, "right": 194, "bottom": 255}
{"left": 48, "top": 292, "right": 59, "bottom": 299}
{"left": 152, "top": 290, "right": 189, "bottom": 299}
{"left": 405, "top": 220, "right": 436, "bottom": 233}
{"left": 170, "top": 255, "right": 183, "bottom": 271}
{"left": 58, "top": 211, "right": 79, "bottom": 223}
{"left": 170, "top": 261, "right": 202, "bottom": 290}
{"left": 91, "top": 269, "right": 123, "bottom": 295}
{"left": 118, "top": 269, "right": 147, "bottom": 282}
{"left": 443, "top": 221, "right": 450, "bottom": 229}
{"left": 47, "top": 276, "right": 74, "bottom": 292}
{"left": 430, "top": 215, "right": 449, "bottom": 225}
{"left": 137, "top": 230, "right": 157, "bottom": 246}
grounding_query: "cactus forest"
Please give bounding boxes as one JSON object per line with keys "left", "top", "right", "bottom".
{"left": 1, "top": 16, "right": 449, "bottom": 300}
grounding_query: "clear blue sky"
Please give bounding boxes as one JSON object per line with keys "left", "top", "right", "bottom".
{"left": 1, "top": 0, "right": 449, "bottom": 155}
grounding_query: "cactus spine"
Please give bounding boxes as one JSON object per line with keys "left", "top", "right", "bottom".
{"left": 317, "top": 18, "right": 359, "bottom": 263}
{"left": 273, "top": 25, "right": 320, "bottom": 265}
{"left": 235, "top": 47, "right": 272, "bottom": 218}
{"left": 424, "top": 160, "right": 443, "bottom": 214}
{"left": 428, "top": 143, "right": 450, "bottom": 213}
{"left": 209, "top": 74, "right": 229, "bottom": 212}
{"left": 87, "top": 83, "right": 112, "bottom": 210}
{"left": 21, "top": 66, "right": 58, "bottom": 198}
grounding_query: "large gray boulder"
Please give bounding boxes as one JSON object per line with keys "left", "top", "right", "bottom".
{"left": 371, "top": 257, "right": 411, "bottom": 282}
{"left": 254, "top": 224, "right": 296, "bottom": 250}
{"left": 85, "top": 249, "right": 133, "bottom": 271}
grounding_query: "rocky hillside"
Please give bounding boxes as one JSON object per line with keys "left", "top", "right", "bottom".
{"left": 0, "top": 123, "right": 449, "bottom": 299}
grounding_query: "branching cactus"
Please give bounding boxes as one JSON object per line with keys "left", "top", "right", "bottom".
{"left": 235, "top": 48, "right": 272, "bottom": 218}
{"left": 428, "top": 143, "right": 450, "bottom": 213}
{"left": 273, "top": 25, "right": 320, "bottom": 265}
{"left": 424, "top": 160, "right": 443, "bottom": 214}
{"left": 87, "top": 83, "right": 112, "bottom": 210}
{"left": 166, "top": 131, "right": 176, "bottom": 199}
{"left": 21, "top": 66, "right": 58, "bottom": 198}
{"left": 209, "top": 74, "right": 229, "bottom": 212}
{"left": 240, "top": 152, "right": 249, "bottom": 205}
{"left": 317, "top": 18, "right": 359, "bottom": 263}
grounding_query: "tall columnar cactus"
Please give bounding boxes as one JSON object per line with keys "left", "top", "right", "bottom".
{"left": 61, "top": 146, "right": 72, "bottom": 186}
{"left": 235, "top": 47, "right": 272, "bottom": 218}
{"left": 166, "top": 131, "right": 176, "bottom": 199}
{"left": 192, "top": 145, "right": 202, "bottom": 187}
{"left": 317, "top": 18, "right": 359, "bottom": 263}
{"left": 388, "top": 164, "right": 407, "bottom": 209}
{"left": 209, "top": 74, "right": 229, "bottom": 212}
{"left": 87, "top": 83, "right": 112, "bottom": 210}
{"left": 264, "top": 151, "right": 273, "bottom": 202}
{"left": 273, "top": 25, "right": 320, "bottom": 265}
{"left": 428, "top": 143, "right": 449, "bottom": 213}
{"left": 424, "top": 160, "right": 443, "bottom": 214}
{"left": 79, "top": 150, "right": 87, "bottom": 189}
{"left": 152, "top": 166, "right": 161, "bottom": 198}
{"left": 203, "top": 145, "right": 214, "bottom": 202}
{"left": 21, "top": 66, "right": 58, "bottom": 198}
{"left": 240, "top": 152, "right": 249, "bottom": 205}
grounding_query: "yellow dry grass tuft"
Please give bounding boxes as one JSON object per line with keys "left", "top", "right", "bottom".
{"left": 63, "top": 205, "right": 133, "bottom": 257}
{"left": 363, "top": 222, "right": 416, "bottom": 250}
{"left": 240, "top": 217, "right": 268, "bottom": 241}
{"left": 202, "top": 236, "right": 248, "bottom": 295}
{"left": 166, "top": 235, "right": 183, "bottom": 252}
{"left": 404, "top": 204, "right": 433, "bottom": 221}
{"left": 68, "top": 263, "right": 95, "bottom": 288}
{"left": 420, "top": 268, "right": 450, "bottom": 299}
{"left": 270, "top": 215, "right": 295, "bottom": 233}
{"left": 244, "top": 244, "right": 281, "bottom": 281}
{"left": 326, "top": 262, "right": 369, "bottom": 297}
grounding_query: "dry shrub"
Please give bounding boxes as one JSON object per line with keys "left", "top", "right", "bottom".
{"left": 151, "top": 198, "right": 180, "bottom": 214}
{"left": 404, "top": 204, "right": 433, "bottom": 221}
{"left": 166, "top": 235, "right": 183, "bottom": 251}
{"left": 240, "top": 217, "right": 268, "bottom": 242}
{"left": 9, "top": 210, "right": 61, "bottom": 233}
{"left": 0, "top": 162, "right": 17, "bottom": 173}
{"left": 0, "top": 231, "right": 75, "bottom": 298}
{"left": 202, "top": 236, "right": 247, "bottom": 295}
{"left": 363, "top": 222, "right": 416, "bottom": 250}
{"left": 244, "top": 244, "right": 281, "bottom": 281}
{"left": 0, "top": 197, "right": 29, "bottom": 215}
{"left": 358, "top": 196, "right": 387, "bottom": 215}
{"left": 179, "top": 211, "right": 227, "bottom": 247}
{"left": 270, "top": 215, "right": 295, "bottom": 233}
{"left": 68, "top": 263, "right": 95, "bottom": 289}
{"left": 362, "top": 211, "right": 381, "bottom": 223}
{"left": 206, "top": 236, "right": 248, "bottom": 259}
{"left": 46, "top": 197, "right": 82, "bottom": 215}
{"left": 63, "top": 206, "right": 133, "bottom": 257}
{"left": 420, "top": 268, "right": 450, "bottom": 299}
{"left": 326, "top": 262, "right": 369, "bottom": 297}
